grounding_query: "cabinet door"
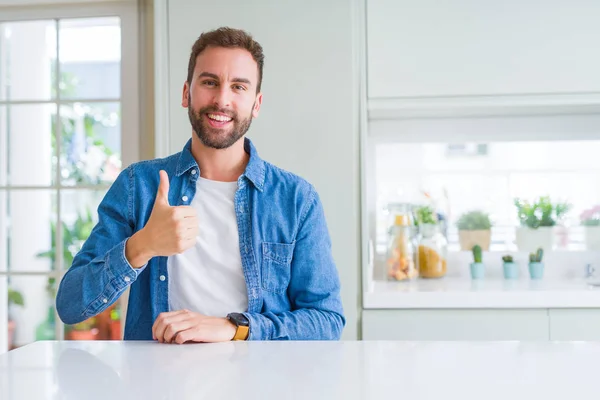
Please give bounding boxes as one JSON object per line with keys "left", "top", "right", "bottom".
{"left": 362, "top": 309, "right": 548, "bottom": 341}
{"left": 367, "top": 0, "right": 600, "bottom": 99}
{"left": 549, "top": 309, "right": 600, "bottom": 340}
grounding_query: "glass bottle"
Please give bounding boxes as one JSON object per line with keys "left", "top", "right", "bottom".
{"left": 417, "top": 223, "right": 448, "bottom": 278}
{"left": 386, "top": 207, "right": 418, "bottom": 281}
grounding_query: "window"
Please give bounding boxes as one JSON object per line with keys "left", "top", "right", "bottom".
{"left": 0, "top": 4, "right": 140, "bottom": 353}
{"left": 374, "top": 140, "right": 600, "bottom": 254}
{"left": 365, "top": 110, "right": 600, "bottom": 283}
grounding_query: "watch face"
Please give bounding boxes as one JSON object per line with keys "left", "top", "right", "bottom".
{"left": 228, "top": 313, "right": 249, "bottom": 326}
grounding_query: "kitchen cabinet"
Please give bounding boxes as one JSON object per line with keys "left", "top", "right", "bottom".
{"left": 364, "top": 309, "right": 600, "bottom": 340}
{"left": 362, "top": 309, "right": 549, "bottom": 340}
{"left": 367, "top": 0, "right": 600, "bottom": 100}
{"left": 549, "top": 309, "right": 600, "bottom": 341}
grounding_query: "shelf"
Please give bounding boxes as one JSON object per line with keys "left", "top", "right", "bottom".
{"left": 364, "top": 278, "right": 600, "bottom": 309}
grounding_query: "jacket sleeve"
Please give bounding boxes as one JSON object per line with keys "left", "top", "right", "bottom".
{"left": 56, "top": 166, "right": 147, "bottom": 324}
{"left": 244, "top": 187, "right": 346, "bottom": 340}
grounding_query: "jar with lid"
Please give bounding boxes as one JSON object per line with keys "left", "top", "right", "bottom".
{"left": 386, "top": 202, "right": 415, "bottom": 227}
{"left": 417, "top": 223, "right": 448, "bottom": 278}
{"left": 385, "top": 204, "right": 418, "bottom": 281}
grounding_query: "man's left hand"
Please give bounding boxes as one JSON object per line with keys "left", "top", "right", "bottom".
{"left": 152, "top": 310, "right": 237, "bottom": 344}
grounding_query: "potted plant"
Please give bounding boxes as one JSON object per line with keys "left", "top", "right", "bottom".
{"left": 7, "top": 287, "right": 24, "bottom": 349}
{"left": 580, "top": 205, "right": 600, "bottom": 250}
{"left": 528, "top": 248, "right": 544, "bottom": 280}
{"left": 502, "top": 254, "right": 519, "bottom": 279}
{"left": 456, "top": 210, "right": 492, "bottom": 251}
{"left": 414, "top": 205, "right": 438, "bottom": 226}
{"left": 470, "top": 245, "right": 485, "bottom": 279}
{"left": 514, "top": 196, "right": 571, "bottom": 251}
{"left": 66, "top": 317, "right": 99, "bottom": 340}
{"left": 37, "top": 209, "right": 115, "bottom": 340}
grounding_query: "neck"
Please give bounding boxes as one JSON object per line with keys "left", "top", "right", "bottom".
{"left": 190, "top": 134, "right": 249, "bottom": 182}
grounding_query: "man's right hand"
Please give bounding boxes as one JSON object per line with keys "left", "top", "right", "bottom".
{"left": 125, "top": 170, "right": 199, "bottom": 268}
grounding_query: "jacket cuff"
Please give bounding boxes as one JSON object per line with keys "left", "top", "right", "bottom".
{"left": 243, "top": 312, "right": 274, "bottom": 341}
{"left": 110, "top": 238, "right": 147, "bottom": 289}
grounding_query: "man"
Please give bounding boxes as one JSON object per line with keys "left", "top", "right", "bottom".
{"left": 56, "top": 27, "right": 345, "bottom": 343}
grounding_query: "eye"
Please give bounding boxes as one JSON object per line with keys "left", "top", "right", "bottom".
{"left": 202, "top": 80, "right": 217, "bottom": 87}
{"left": 233, "top": 84, "right": 246, "bottom": 91}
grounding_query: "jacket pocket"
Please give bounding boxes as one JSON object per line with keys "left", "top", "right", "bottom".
{"left": 261, "top": 241, "right": 295, "bottom": 293}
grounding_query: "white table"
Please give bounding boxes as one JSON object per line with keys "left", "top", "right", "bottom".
{"left": 0, "top": 340, "right": 597, "bottom": 399}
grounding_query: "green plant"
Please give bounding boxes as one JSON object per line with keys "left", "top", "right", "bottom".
{"left": 37, "top": 208, "right": 95, "bottom": 297}
{"left": 502, "top": 255, "right": 514, "bottom": 263}
{"left": 456, "top": 210, "right": 492, "bottom": 230}
{"left": 414, "top": 206, "right": 437, "bottom": 226}
{"left": 514, "top": 196, "right": 571, "bottom": 229}
{"left": 472, "top": 245, "right": 482, "bottom": 263}
{"left": 529, "top": 248, "right": 544, "bottom": 263}
{"left": 8, "top": 287, "right": 24, "bottom": 307}
{"left": 71, "top": 317, "right": 97, "bottom": 332}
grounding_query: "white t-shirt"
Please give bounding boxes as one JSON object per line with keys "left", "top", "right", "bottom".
{"left": 167, "top": 176, "right": 248, "bottom": 317}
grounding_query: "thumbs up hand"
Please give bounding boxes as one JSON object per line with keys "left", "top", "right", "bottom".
{"left": 146, "top": 170, "right": 199, "bottom": 256}
{"left": 125, "top": 170, "right": 199, "bottom": 268}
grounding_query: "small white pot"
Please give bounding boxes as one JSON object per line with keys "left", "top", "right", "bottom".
{"left": 515, "top": 227, "right": 554, "bottom": 252}
{"left": 584, "top": 226, "right": 600, "bottom": 250}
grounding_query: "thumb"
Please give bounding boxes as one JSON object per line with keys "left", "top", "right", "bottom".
{"left": 155, "top": 170, "right": 170, "bottom": 206}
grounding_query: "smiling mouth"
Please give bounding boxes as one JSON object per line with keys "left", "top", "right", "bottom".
{"left": 206, "top": 113, "right": 233, "bottom": 122}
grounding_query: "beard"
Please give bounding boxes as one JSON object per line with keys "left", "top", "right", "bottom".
{"left": 188, "top": 96, "right": 254, "bottom": 150}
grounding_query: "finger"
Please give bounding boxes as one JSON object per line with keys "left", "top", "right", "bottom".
{"left": 183, "top": 219, "right": 199, "bottom": 232}
{"left": 164, "top": 320, "right": 196, "bottom": 343}
{"left": 155, "top": 170, "right": 170, "bottom": 206}
{"left": 183, "top": 236, "right": 197, "bottom": 250}
{"left": 174, "top": 327, "right": 201, "bottom": 345}
{"left": 156, "top": 312, "right": 192, "bottom": 343}
{"left": 174, "top": 206, "right": 197, "bottom": 218}
{"left": 152, "top": 310, "right": 188, "bottom": 342}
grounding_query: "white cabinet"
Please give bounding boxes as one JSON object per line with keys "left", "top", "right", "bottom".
{"left": 367, "top": 0, "right": 600, "bottom": 99}
{"left": 549, "top": 309, "right": 600, "bottom": 340}
{"left": 362, "top": 309, "right": 549, "bottom": 340}
{"left": 363, "top": 309, "right": 600, "bottom": 340}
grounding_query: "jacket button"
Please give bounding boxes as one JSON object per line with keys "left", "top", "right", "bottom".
{"left": 182, "top": 196, "right": 189, "bottom": 202}
{"left": 159, "top": 275, "right": 166, "bottom": 281}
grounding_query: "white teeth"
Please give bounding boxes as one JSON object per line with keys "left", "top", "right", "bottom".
{"left": 207, "top": 113, "right": 232, "bottom": 122}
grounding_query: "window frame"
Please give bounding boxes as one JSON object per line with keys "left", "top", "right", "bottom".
{"left": 0, "top": 1, "right": 140, "bottom": 352}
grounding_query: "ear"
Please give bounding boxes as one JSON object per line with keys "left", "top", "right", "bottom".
{"left": 252, "top": 92, "right": 263, "bottom": 118}
{"left": 182, "top": 81, "right": 190, "bottom": 108}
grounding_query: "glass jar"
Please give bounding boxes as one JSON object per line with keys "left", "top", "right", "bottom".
{"left": 386, "top": 212, "right": 419, "bottom": 281}
{"left": 386, "top": 202, "right": 414, "bottom": 228}
{"left": 417, "top": 223, "right": 448, "bottom": 278}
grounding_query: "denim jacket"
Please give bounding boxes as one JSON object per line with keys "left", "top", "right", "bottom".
{"left": 56, "top": 138, "right": 345, "bottom": 340}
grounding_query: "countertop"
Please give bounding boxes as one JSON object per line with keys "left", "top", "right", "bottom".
{"left": 364, "top": 278, "right": 600, "bottom": 308}
{"left": 1, "top": 340, "right": 599, "bottom": 399}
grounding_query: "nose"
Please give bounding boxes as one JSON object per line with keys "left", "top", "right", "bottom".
{"left": 212, "top": 85, "right": 231, "bottom": 109}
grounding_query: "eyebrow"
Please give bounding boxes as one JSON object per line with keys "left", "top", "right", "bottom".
{"left": 198, "top": 72, "right": 252, "bottom": 86}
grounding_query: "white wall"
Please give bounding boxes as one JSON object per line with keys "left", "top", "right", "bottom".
{"left": 158, "top": 0, "right": 361, "bottom": 339}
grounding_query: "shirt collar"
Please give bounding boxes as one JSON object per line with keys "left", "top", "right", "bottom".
{"left": 175, "top": 137, "right": 265, "bottom": 192}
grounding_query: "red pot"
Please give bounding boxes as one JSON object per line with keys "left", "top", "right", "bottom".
{"left": 67, "top": 328, "right": 99, "bottom": 341}
{"left": 8, "top": 320, "right": 15, "bottom": 349}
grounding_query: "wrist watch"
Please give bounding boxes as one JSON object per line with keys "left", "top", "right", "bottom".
{"left": 227, "top": 312, "right": 250, "bottom": 341}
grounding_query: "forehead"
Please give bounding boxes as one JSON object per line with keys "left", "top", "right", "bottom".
{"left": 194, "top": 46, "right": 258, "bottom": 82}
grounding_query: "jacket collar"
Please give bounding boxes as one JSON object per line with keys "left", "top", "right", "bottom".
{"left": 175, "top": 137, "right": 265, "bottom": 191}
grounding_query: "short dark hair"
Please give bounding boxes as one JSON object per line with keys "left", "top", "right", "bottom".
{"left": 187, "top": 27, "right": 265, "bottom": 92}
